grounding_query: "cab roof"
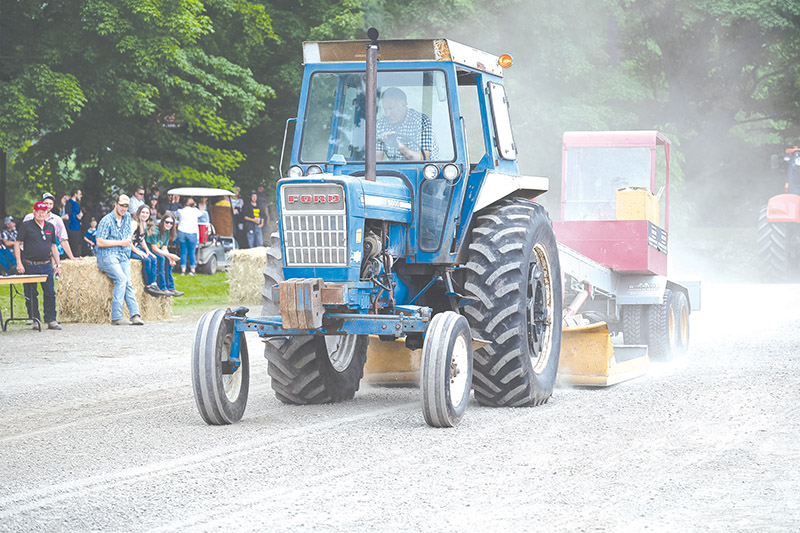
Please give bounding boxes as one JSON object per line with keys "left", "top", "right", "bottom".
{"left": 302, "top": 39, "right": 504, "bottom": 77}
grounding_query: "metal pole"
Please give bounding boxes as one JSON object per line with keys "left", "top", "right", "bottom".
{"left": 364, "top": 28, "right": 379, "bottom": 182}
{"left": 0, "top": 148, "right": 6, "bottom": 220}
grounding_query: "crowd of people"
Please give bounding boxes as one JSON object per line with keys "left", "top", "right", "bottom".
{"left": 0, "top": 182, "right": 273, "bottom": 330}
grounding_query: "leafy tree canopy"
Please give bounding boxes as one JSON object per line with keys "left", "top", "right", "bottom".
{"left": 0, "top": 0, "right": 275, "bottom": 200}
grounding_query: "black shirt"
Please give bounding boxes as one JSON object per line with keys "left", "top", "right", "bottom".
{"left": 241, "top": 201, "right": 261, "bottom": 231}
{"left": 17, "top": 219, "right": 57, "bottom": 262}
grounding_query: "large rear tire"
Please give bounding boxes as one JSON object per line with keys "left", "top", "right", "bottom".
{"left": 421, "top": 312, "right": 473, "bottom": 427}
{"left": 191, "top": 309, "right": 250, "bottom": 425}
{"left": 757, "top": 205, "right": 796, "bottom": 281}
{"left": 261, "top": 232, "right": 367, "bottom": 404}
{"left": 463, "top": 198, "right": 562, "bottom": 407}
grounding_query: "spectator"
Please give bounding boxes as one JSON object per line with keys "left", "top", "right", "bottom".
{"left": 147, "top": 195, "right": 161, "bottom": 224}
{"left": 96, "top": 194, "right": 144, "bottom": 326}
{"left": 242, "top": 190, "right": 264, "bottom": 248}
{"left": 58, "top": 195, "right": 69, "bottom": 216}
{"left": 197, "top": 197, "right": 210, "bottom": 223}
{"left": 24, "top": 193, "right": 81, "bottom": 261}
{"left": 129, "top": 186, "right": 146, "bottom": 214}
{"left": 83, "top": 218, "right": 98, "bottom": 256}
{"left": 130, "top": 205, "right": 163, "bottom": 296}
{"left": 167, "top": 194, "right": 183, "bottom": 213}
{"left": 256, "top": 184, "right": 268, "bottom": 210}
{"left": 1, "top": 215, "right": 17, "bottom": 274}
{"left": 176, "top": 197, "right": 202, "bottom": 275}
{"left": 146, "top": 213, "right": 184, "bottom": 297}
{"left": 13, "top": 202, "right": 62, "bottom": 330}
{"left": 63, "top": 189, "right": 84, "bottom": 258}
{"left": 231, "top": 187, "right": 245, "bottom": 249}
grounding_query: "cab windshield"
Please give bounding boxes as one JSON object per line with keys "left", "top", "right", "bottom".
{"left": 564, "top": 147, "right": 657, "bottom": 221}
{"left": 300, "top": 70, "right": 455, "bottom": 164}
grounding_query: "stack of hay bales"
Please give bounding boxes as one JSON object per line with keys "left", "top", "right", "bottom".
{"left": 228, "top": 247, "right": 267, "bottom": 306}
{"left": 57, "top": 257, "right": 172, "bottom": 323}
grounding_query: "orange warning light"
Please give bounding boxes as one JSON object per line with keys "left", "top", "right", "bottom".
{"left": 498, "top": 54, "right": 513, "bottom": 68}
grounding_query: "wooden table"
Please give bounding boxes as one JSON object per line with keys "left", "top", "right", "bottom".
{"left": 0, "top": 274, "right": 48, "bottom": 331}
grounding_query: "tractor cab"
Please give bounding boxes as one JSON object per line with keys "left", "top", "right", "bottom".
{"left": 782, "top": 147, "right": 800, "bottom": 195}
{"left": 278, "top": 38, "right": 544, "bottom": 279}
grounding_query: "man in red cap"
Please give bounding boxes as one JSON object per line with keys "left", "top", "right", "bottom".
{"left": 13, "top": 202, "right": 62, "bottom": 330}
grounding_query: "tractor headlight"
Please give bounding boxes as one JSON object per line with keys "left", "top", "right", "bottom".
{"left": 442, "top": 164, "right": 460, "bottom": 181}
{"left": 423, "top": 164, "right": 439, "bottom": 180}
{"left": 307, "top": 164, "right": 323, "bottom": 175}
{"left": 287, "top": 165, "right": 303, "bottom": 178}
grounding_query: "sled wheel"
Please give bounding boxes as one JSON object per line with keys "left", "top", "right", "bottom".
{"left": 191, "top": 309, "right": 250, "bottom": 425}
{"left": 647, "top": 288, "right": 678, "bottom": 362}
{"left": 463, "top": 198, "right": 562, "bottom": 407}
{"left": 421, "top": 311, "right": 473, "bottom": 428}
{"left": 672, "top": 290, "right": 690, "bottom": 356}
{"left": 621, "top": 304, "right": 647, "bottom": 345}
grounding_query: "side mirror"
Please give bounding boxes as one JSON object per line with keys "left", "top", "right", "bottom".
{"left": 771, "top": 154, "right": 780, "bottom": 169}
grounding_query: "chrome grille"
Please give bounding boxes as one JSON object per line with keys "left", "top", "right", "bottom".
{"left": 282, "top": 213, "right": 348, "bottom": 266}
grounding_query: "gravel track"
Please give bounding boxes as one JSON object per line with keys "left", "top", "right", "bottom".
{"left": 1, "top": 283, "right": 798, "bottom": 531}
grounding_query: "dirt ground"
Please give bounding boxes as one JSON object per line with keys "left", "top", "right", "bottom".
{"left": 0, "top": 282, "right": 798, "bottom": 531}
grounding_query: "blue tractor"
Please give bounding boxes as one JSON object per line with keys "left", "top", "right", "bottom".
{"left": 191, "top": 30, "right": 563, "bottom": 427}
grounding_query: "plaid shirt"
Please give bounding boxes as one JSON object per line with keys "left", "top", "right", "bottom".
{"left": 95, "top": 211, "right": 132, "bottom": 261}
{"left": 377, "top": 108, "right": 439, "bottom": 160}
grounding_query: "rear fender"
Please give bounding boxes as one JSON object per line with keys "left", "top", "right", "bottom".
{"left": 454, "top": 173, "right": 550, "bottom": 263}
{"left": 766, "top": 194, "right": 800, "bottom": 223}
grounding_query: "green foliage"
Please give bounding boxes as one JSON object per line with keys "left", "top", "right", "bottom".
{"left": 1, "top": 0, "right": 274, "bottom": 202}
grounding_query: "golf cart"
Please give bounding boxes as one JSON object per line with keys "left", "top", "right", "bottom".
{"left": 167, "top": 187, "right": 237, "bottom": 275}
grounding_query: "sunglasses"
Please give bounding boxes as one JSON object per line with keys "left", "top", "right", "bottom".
{"left": 163, "top": 220, "right": 174, "bottom": 225}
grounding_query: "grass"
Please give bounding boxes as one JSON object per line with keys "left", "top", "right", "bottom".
{"left": 171, "top": 271, "right": 231, "bottom": 315}
{"left": 0, "top": 270, "right": 231, "bottom": 325}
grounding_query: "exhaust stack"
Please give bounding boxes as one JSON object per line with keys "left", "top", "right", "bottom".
{"left": 365, "top": 28, "right": 379, "bottom": 182}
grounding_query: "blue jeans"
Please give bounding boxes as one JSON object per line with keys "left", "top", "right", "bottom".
{"left": 177, "top": 230, "right": 197, "bottom": 268}
{"left": 130, "top": 251, "right": 158, "bottom": 286}
{"left": 97, "top": 256, "right": 140, "bottom": 321}
{"left": 155, "top": 253, "right": 175, "bottom": 291}
{"left": 246, "top": 227, "right": 263, "bottom": 248}
{"left": 23, "top": 262, "right": 56, "bottom": 323}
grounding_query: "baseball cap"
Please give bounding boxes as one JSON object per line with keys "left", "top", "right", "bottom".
{"left": 117, "top": 194, "right": 130, "bottom": 206}
{"left": 41, "top": 192, "right": 56, "bottom": 201}
{"left": 34, "top": 202, "right": 48, "bottom": 211}
{"left": 3, "top": 215, "right": 13, "bottom": 225}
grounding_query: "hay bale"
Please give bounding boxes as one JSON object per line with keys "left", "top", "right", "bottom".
{"left": 228, "top": 247, "right": 267, "bottom": 305}
{"left": 57, "top": 257, "right": 172, "bottom": 323}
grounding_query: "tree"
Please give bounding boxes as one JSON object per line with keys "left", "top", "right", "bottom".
{"left": 0, "top": 0, "right": 275, "bottom": 209}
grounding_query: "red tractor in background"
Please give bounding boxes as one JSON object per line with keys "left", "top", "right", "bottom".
{"left": 758, "top": 147, "right": 800, "bottom": 281}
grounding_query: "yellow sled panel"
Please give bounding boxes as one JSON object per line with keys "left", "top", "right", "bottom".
{"left": 363, "top": 336, "right": 421, "bottom": 386}
{"left": 557, "top": 322, "right": 649, "bottom": 387}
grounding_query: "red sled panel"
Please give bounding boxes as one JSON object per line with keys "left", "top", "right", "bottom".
{"left": 554, "top": 220, "right": 667, "bottom": 276}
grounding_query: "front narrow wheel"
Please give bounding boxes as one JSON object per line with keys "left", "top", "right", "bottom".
{"left": 191, "top": 309, "right": 250, "bottom": 424}
{"left": 421, "top": 312, "right": 473, "bottom": 428}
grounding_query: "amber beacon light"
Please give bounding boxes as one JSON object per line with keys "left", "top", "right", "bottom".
{"left": 498, "top": 53, "right": 513, "bottom": 68}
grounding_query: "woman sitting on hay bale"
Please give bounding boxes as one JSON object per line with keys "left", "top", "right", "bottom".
{"left": 146, "top": 212, "right": 184, "bottom": 297}
{"left": 131, "top": 205, "right": 164, "bottom": 296}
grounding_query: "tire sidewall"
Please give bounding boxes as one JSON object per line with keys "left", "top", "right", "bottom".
{"left": 212, "top": 310, "right": 249, "bottom": 422}
{"left": 519, "top": 205, "right": 563, "bottom": 395}
{"left": 444, "top": 315, "right": 473, "bottom": 420}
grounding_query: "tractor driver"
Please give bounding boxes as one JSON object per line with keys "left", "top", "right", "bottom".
{"left": 376, "top": 87, "right": 439, "bottom": 161}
